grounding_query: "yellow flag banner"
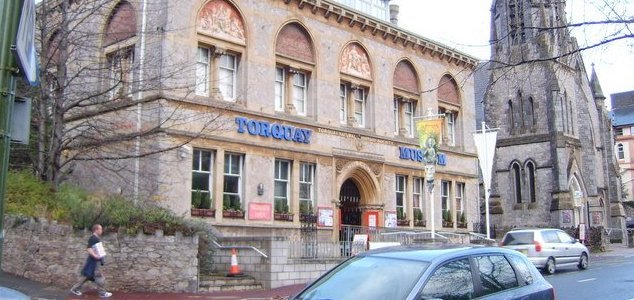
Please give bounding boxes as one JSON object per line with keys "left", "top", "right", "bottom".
{"left": 416, "top": 118, "right": 442, "bottom": 164}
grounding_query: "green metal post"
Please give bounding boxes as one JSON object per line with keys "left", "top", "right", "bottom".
{"left": 0, "top": 0, "right": 22, "bottom": 269}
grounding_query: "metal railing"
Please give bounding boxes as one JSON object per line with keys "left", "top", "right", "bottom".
{"left": 212, "top": 240, "right": 269, "bottom": 258}
{"left": 289, "top": 225, "right": 488, "bottom": 259}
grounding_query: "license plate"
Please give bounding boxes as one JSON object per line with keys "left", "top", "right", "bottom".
{"left": 517, "top": 249, "right": 528, "bottom": 255}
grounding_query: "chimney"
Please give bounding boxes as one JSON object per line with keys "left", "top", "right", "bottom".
{"left": 389, "top": 4, "right": 399, "bottom": 25}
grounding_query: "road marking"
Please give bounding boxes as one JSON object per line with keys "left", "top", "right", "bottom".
{"left": 578, "top": 278, "right": 596, "bottom": 283}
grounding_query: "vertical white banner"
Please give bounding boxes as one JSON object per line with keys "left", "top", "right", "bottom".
{"left": 473, "top": 127, "right": 497, "bottom": 239}
{"left": 473, "top": 131, "right": 497, "bottom": 192}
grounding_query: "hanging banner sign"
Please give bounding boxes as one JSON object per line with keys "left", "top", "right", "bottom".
{"left": 473, "top": 130, "right": 497, "bottom": 192}
{"left": 416, "top": 119, "right": 443, "bottom": 164}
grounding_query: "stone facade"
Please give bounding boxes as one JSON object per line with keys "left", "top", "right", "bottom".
{"left": 2, "top": 217, "right": 199, "bottom": 293}
{"left": 481, "top": 0, "right": 625, "bottom": 233}
{"left": 57, "top": 0, "right": 480, "bottom": 241}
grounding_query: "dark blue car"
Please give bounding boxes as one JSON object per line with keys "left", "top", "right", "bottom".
{"left": 293, "top": 244, "right": 555, "bottom": 300}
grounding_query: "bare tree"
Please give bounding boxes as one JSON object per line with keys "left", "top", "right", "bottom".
{"left": 24, "top": 0, "right": 228, "bottom": 194}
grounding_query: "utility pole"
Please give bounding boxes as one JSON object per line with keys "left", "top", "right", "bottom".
{"left": 0, "top": 0, "right": 27, "bottom": 269}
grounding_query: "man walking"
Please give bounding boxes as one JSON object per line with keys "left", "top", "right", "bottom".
{"left": 70, "top": 224, "right": 112, "bottom": 298}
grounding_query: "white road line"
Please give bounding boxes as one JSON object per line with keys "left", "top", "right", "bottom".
{"left": 577, "top": 278, "right": 597, "bottom": 283}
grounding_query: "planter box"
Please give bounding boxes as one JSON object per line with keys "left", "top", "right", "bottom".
{"left": 457, "top": 222, "right": 467, "bottom": 229}
{"left": 191, "top": 208, "right": 215, "bottom": 218}
{"left": 442, "top": 221, "right": 454, "bottom": 228}
{"left": 300, "top": 214, "right": 317, "bottom": 223}
{"left": 397, "top": 219, "right": 410, "bottom": 227}
{"left": 222, "top": 210, "right": 245, "bottom": 219}
{"left": 274, "top": 213, "right": 294, "bottom": 222}
{"left": 414, "top": 220, "right": 426, "bottom": 227}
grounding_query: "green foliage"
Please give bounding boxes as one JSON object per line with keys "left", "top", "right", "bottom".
{"left": 396, "top": 207, "right": 406, "bottom": 220}
{"left": 300, "top": 200, "right": 313, "bottom": 215}
{"left": 274, "top": 199, "right": 289, "bottom": 213}
{"left": 413, "top": 208, "right": 423, "bottom": 221}
{"left": 192, "top": 191, "right": 202, "bottom": 209}
{"left": 200, "top": 193, "right": 212, "bottom": 209}
{"left": 442, "top": 210, "right": 452, "bottom": 222}
{"left": 459, "top": 211, "right": 466, "bottom": 223}
{"left": 5, "top": 170, "right": 55, "bottom": 218}
{"left": 222, "top": 194, "right": 242, "bottom": 211}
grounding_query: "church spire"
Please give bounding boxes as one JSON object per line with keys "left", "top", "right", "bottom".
{"left": 590, "top": 64, "right": 605, "bottom": 101}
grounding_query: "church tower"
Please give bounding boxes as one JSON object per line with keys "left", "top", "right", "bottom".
{"left": 483, "top": 0, "right": 622, "bottom": 232}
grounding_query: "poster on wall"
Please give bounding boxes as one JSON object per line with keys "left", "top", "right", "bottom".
{"left": 318, "top": 207, "right": 334, "bottom": 227}
{"left": 248, "top": 203, "right": 271, "bottom": 221}
{"left": 561, "top": 210, "right": 572, "bottom": 225}
{"left": 591, "top": 212, "right": 602, "bottom": 226}
{"left": 385, "top": 211, "right": 397, "bottom": 228}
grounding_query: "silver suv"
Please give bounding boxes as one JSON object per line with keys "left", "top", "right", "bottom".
{"left": 500, "top": 228, "right": 589, "bottom": 274}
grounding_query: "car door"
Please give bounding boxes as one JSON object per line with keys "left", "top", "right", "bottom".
{"left": 555, "top": 230, "right": 580, "bottom": 263}
{"left": 541, "top": 230, "right": 565, "bottom": 262}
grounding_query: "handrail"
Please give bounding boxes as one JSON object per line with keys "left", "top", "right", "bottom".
{"left": 212, "top": 240, "right": 269, "bottom": 258}
{"left": 469, "top": 232, "right": 496, "bottom": 242}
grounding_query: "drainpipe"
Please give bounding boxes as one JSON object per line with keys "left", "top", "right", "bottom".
{"left": 133, "top": 0, "right": 149, "bottom": 203}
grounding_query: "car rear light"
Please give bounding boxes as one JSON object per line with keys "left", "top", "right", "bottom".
{"left": 534, "top": 240, "right": 542, "bottom": 252}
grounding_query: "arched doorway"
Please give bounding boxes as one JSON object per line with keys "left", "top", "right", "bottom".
{"left": 340, "top": 179, "right": 362, "bottom": 225}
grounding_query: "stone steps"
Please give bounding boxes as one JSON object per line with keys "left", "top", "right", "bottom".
{"left": 199, "top": 274, "right": 263, "bottom": 292}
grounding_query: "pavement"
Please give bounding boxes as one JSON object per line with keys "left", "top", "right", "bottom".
{"left": 1, "top": 243, "right": 632, "bottom": 300}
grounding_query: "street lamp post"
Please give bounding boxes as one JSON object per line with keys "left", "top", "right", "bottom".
{"left": 414, "top": 108, "right": 444, "bottom": 239}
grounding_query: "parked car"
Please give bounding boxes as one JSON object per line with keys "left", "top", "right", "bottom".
{"left": 500, "top": 228, "right": 589, "bottom": 275}
{"left": 293, "top": 244, "right": 554, "bottom": 300}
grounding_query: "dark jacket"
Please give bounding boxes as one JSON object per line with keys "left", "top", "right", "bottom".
{"left": 80, "top": 256, "right": 104, "bottom": 280}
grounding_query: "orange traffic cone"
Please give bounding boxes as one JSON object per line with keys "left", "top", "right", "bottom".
{"left": 227, "top": 248, "right": 243, "bottom": 276}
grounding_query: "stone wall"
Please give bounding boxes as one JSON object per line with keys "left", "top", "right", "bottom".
{"left": 212, "top": 236, "right": 342, "bottom": 289}
{"left": 2, "top": 217, "right": 199, "bottom": 293}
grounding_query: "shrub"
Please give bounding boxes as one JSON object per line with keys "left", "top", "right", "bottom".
{"left": 200, "top": 193, "right": 212, "bottom": 209}
{"left": 5, "top": 170, "right": 55, "bottom": 218}
{"left": 191, "top": 191, "right": 202, "bottom": 209}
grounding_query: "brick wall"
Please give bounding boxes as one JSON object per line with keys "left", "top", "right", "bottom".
{"left": 2, "top": 216, "right": 199, "bottom": 293}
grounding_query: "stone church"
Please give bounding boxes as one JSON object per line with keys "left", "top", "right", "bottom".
{"left": 481, "top": 0, "right": 626, "bottom": 234}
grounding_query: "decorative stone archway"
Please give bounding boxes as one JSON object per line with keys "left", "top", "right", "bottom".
{"left": 335, "top": 159, "right": 383, "bottom": 228}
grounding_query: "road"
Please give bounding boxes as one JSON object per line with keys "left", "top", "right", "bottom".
{"left": 546, "top": 251, "right": 634, "bottom": 300}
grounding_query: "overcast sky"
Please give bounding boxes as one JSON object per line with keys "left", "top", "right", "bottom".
{"left": 392, "top": 0, "right": 634, "bottom": 104}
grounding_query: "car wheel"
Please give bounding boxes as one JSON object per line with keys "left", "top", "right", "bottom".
{"left": 544, "top": 258, "right": 556, "bottom": 275}
{"left": 578, "top": 253, "right": 589, "bottom": 270}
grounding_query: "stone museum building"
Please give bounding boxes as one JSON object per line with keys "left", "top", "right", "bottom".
{"left": 481, "top": 0, "right": 625, "bottom": 233}
{"left": 52, "top": 0, "right": 480, "bottom": 241}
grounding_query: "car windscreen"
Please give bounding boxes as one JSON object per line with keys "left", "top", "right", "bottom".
{"left": 502, "top": 232, "right": 534, "bottom": 245}
{"left": 295, "top": 255, "right": 429, "bottom": 300}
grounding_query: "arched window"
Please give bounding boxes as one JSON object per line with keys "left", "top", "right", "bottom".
{"left": 512, "top": 162, "right": 522, "bottom": 204}
{"left": 275, "top": 22, "right": 315, "bottom": 116}
{"left": 437, "top": 75, "right": 461, "bottom": 146}
{"left": 340, "top": 42, "right": 372, "bottom": 128}
{"left": 508, "top": 100, "right": 514, "bottom": 131}
{"left": 526, "top": 161, "right": 536, "bottom": 203}
{"left": 523, "top": 96, "right": 534, "bottom": 127}
{"left": 617, "top": 143, "right": 625, "bottom": 160}
{"left": 196, "top": 0, "right": 247, "bottom": 101}
{"left": 393, "top": 59, "right": 419, "bottom": 137}
{"left": 103, "top": 1, "right": 137, "bottom": 99}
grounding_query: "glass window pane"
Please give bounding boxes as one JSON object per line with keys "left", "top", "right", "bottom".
{"left": 193, "top": 150, "right": 200, "bottom": 170}
{"left": 192, "top": 172, "right": 210, "bottom": 190}
{"left": 224, "top": 175, "right": 239, "bottom": 194}
{"left": 300, "top": 183, "right": 310, "bottom": 200}
{"left": 475, "top": 255, "right": 518, "bottom": 296}
{"left": 421, "top": 259, "right": 474, "bottom": 300}
{"left": 275, "top": 181, "right": 287, "bottom": 198}
{"left": 280, "top": 161, "right": 289, "bottom": 179}
{"left": 507, "top": 254, "right": 534, "bottom": 285}
{"left": 275, "top": 68, "right": 284, "bottom": 111}
{"left": 201, "top": 151, "right": 211, "bottom": 172}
